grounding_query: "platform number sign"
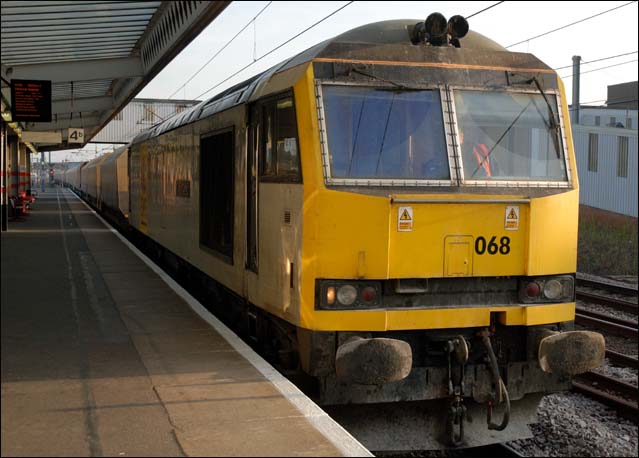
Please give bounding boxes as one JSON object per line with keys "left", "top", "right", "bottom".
{"left": 68, "top": 128, "right": 84, "bottom": 143}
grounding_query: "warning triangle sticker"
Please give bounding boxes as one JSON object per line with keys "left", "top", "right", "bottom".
{"left": 508, "top": 209, "right": 517, "bottom": 219}
{"left": 400, "top": 209, "right": 412, "bottom": 221}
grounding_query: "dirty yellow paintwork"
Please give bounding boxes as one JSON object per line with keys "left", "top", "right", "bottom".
{"left": 310, "top": 302, "right": 575, "bottom": 332}
{"left": 294, "top": 64, "right": 579, "bottom": 332}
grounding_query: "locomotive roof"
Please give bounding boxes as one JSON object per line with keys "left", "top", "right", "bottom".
{"left": 131, "top": 19, "right": 552, "bottom": 144}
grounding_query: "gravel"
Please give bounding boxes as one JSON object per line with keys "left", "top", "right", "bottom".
{"left": 575, "top": 324, "right": 638, "bottom": 358}
{"left": 508, "top": 392, "right": 638, "bottom": 457}
{"left": 577, "top": 298, "right": 638, "bottom": 323}
{"left": 579, "top": 272, "right": 639, "bottom": 290}
{"left": 594, "top": 359, "right": 638, "bottom": 386}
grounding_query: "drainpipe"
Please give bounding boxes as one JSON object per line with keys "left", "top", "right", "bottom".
{"left": 571, "top": 55, "right": 581, "bottom": 126}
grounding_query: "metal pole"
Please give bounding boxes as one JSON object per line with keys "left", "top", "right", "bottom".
{"left": 1, "top": 121, "right": 7, "bottom": 231}
{"left": 571, "top": 55, "right": 581, "bottom": 126}
{"left": 41, "top": 151, "right": 45, "bottom": 192}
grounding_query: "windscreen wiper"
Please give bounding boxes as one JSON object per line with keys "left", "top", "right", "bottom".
{"left": 346, "top": 94, "right": 367, "bottom": 177}
{"left": 374, "top": 93, "right": 396, "bottom": 175}
{"left": 469, "top": 99, "right": 533, "bottom": 178}
{"left": 350, "top": 68, "right": 421, "bottom": 92}
{"left": 531, "top": 77, "right": 562, "bottom": 158}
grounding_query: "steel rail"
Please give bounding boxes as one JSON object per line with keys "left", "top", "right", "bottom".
{"left": 577, "top": 290, "right": 638, "bottom": 315}
{"left": 606, "top": 349, "right": 639, "bottom": 369}
{"left": 572, "top": 381, "right": 638, "bottom": 422}
{"left": 575, "top": 307, "right": 638, "bottom": 328}
{"left": 575, "top": 311, "right": 638, "bottom": 338}
{"left": 577, "top": 371, "right": 638, "bottom": 401}
{"left": 458, "top": 443, "right": 525, "bottom": 457}
{"left": 576, "top": 274, "right": 638, "bottom": 296}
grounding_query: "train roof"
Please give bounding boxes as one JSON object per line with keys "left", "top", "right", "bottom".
{"left": 84, "top": 152, "right": 113, "bottom": 170}
{"left": 131, "top": 19, "right": 551, "bottom": 144}
{"left": 66, "top": 162, "right": 87, "bottom": 173}
{"left": 101, "top": 145, "right": 128, "bottom": 165}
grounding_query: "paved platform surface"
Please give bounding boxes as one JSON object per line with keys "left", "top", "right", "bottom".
{"left": 1, "top": 187, "right": 370, "bottom": 457}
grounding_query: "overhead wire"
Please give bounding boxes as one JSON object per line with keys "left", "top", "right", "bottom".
{"left": 466, "top": 1, "right": 505, "bottom": 19}
{"left": 567, "top": 99, "right": 639, "bottom": 111}
{"left": 168, "top": 1, "right": 273, "bottom": 100}
{"left": 560, "top": 59, "right": 638, "bottom": 78}
{"left": 553, "top": 50, "right": 638, "bottom": 70}
{"left": 194, "top": 1, "right": 355, "bottom": 101}
{"left": 506, "top": 1, "right": 637, "bottom": 48}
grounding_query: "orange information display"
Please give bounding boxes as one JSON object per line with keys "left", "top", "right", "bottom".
{"left": 10, "top": 79, "right": 51, "bottom": 122}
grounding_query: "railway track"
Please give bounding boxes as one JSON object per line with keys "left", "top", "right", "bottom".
{"left": 576, "top": 273, "right": 639, "bottom": 297}
{"left": 606, "top": 349, "right": 639, "bottom": 369}
{"left": 572, "top": 275, "right": 639, "bottom": 422}
{"left": 576, "top": 290, "right": 638, "bottom": 315}
{"left": 575, "top": 307, "right": 638, "bottom": 338}
{"left": 450, "top": 443, "right": 524, "bottom": 457}
{"left": 573, "top": 371, "right": 638, "bottom": 422}
{"left": 574, "top": 273, "right": 638, "bottom": 338}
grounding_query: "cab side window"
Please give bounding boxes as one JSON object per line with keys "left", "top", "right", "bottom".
{"left": 258, "top": 94, "right": 301, "bottom": 182}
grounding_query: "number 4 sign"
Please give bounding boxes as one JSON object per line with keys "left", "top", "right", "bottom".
{"left": 68, "top": 128, "right": 84, "bottom": 143}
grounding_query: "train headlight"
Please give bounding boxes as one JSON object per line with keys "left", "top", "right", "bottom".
{"left": 519, "top": 275, "right": 575, "bottom": 303}
{"left": 326, "top": 287, "right": 336, "bottom": 305}
{"left": 543, "top": 279, "right": 563, "bottom": 300}
{"left": 337, "top": 285, "right": 358, "bottom": 305}
{"left": 317, "top": 281, "right": 383, "bottom": 309}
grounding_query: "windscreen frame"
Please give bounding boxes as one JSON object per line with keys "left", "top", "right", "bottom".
{"left": 449, "top": 85, "right": 573, "bottom": 188}
{"left": 315, "top": 80, "right": 457, "bottom": 187}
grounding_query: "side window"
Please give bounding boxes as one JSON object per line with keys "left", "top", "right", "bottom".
{"left": 274, "top": 98, "right": 300, "bottom": 178}
{"left": 200, "top": 128, "right": 234, "bottom": 262}
{"left": 262, "top": 106, "right": 276, "bottom": 178}
{"left": 258, "top": 94, "right": 301, "bottom": 182}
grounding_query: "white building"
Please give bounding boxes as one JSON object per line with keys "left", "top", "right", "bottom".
{"left": 570, "top": 81, "right": 638, "bottom": 218}
{"left": 91, "top": 98, "right": 200, "bottom": 144}
{"left": 579, "top": 107, "right": 638, "bottom": 130}
{"left": 572, "top": 124, "right": 637, "bottom": 217}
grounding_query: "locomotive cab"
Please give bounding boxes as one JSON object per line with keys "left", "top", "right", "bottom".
{"left": 284, "top": 18, "right": 605, "bottom": 448}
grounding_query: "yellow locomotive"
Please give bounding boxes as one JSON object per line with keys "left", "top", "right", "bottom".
{"left": 70, "top": 14, "right": 605, "bottom": 450}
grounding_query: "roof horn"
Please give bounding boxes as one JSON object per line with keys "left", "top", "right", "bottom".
{"left": 411, "top": 13, "right": 468, "bottom": 48}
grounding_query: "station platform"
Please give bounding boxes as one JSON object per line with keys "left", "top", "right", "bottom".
{"left": 1, "top": 187, "right": 371, "bottom": 457}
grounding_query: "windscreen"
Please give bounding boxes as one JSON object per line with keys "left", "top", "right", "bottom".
{"left": 322, "top": 85, "right": 449, "bottom": 181}
{"left": 454, "top": 90, "right": 567, "bottom": 182}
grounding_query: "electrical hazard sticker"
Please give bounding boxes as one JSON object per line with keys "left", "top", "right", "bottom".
{"left": 505, "top": 206, "right": 520, "bottom": 231}
{"left": 398, "top": 206, "right": 413, "bottom": 232}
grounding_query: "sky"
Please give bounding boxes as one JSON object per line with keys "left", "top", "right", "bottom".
{"left": 49, "top": 0, "right": 638, "bottom": 162}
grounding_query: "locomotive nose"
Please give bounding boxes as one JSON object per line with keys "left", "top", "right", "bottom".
{"left": 537, "top": 330, "right": 606, "bottom": 376}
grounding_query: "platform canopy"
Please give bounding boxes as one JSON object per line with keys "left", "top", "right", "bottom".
{"left": 1, "top": 0, "right": 230, "bottom": 150}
